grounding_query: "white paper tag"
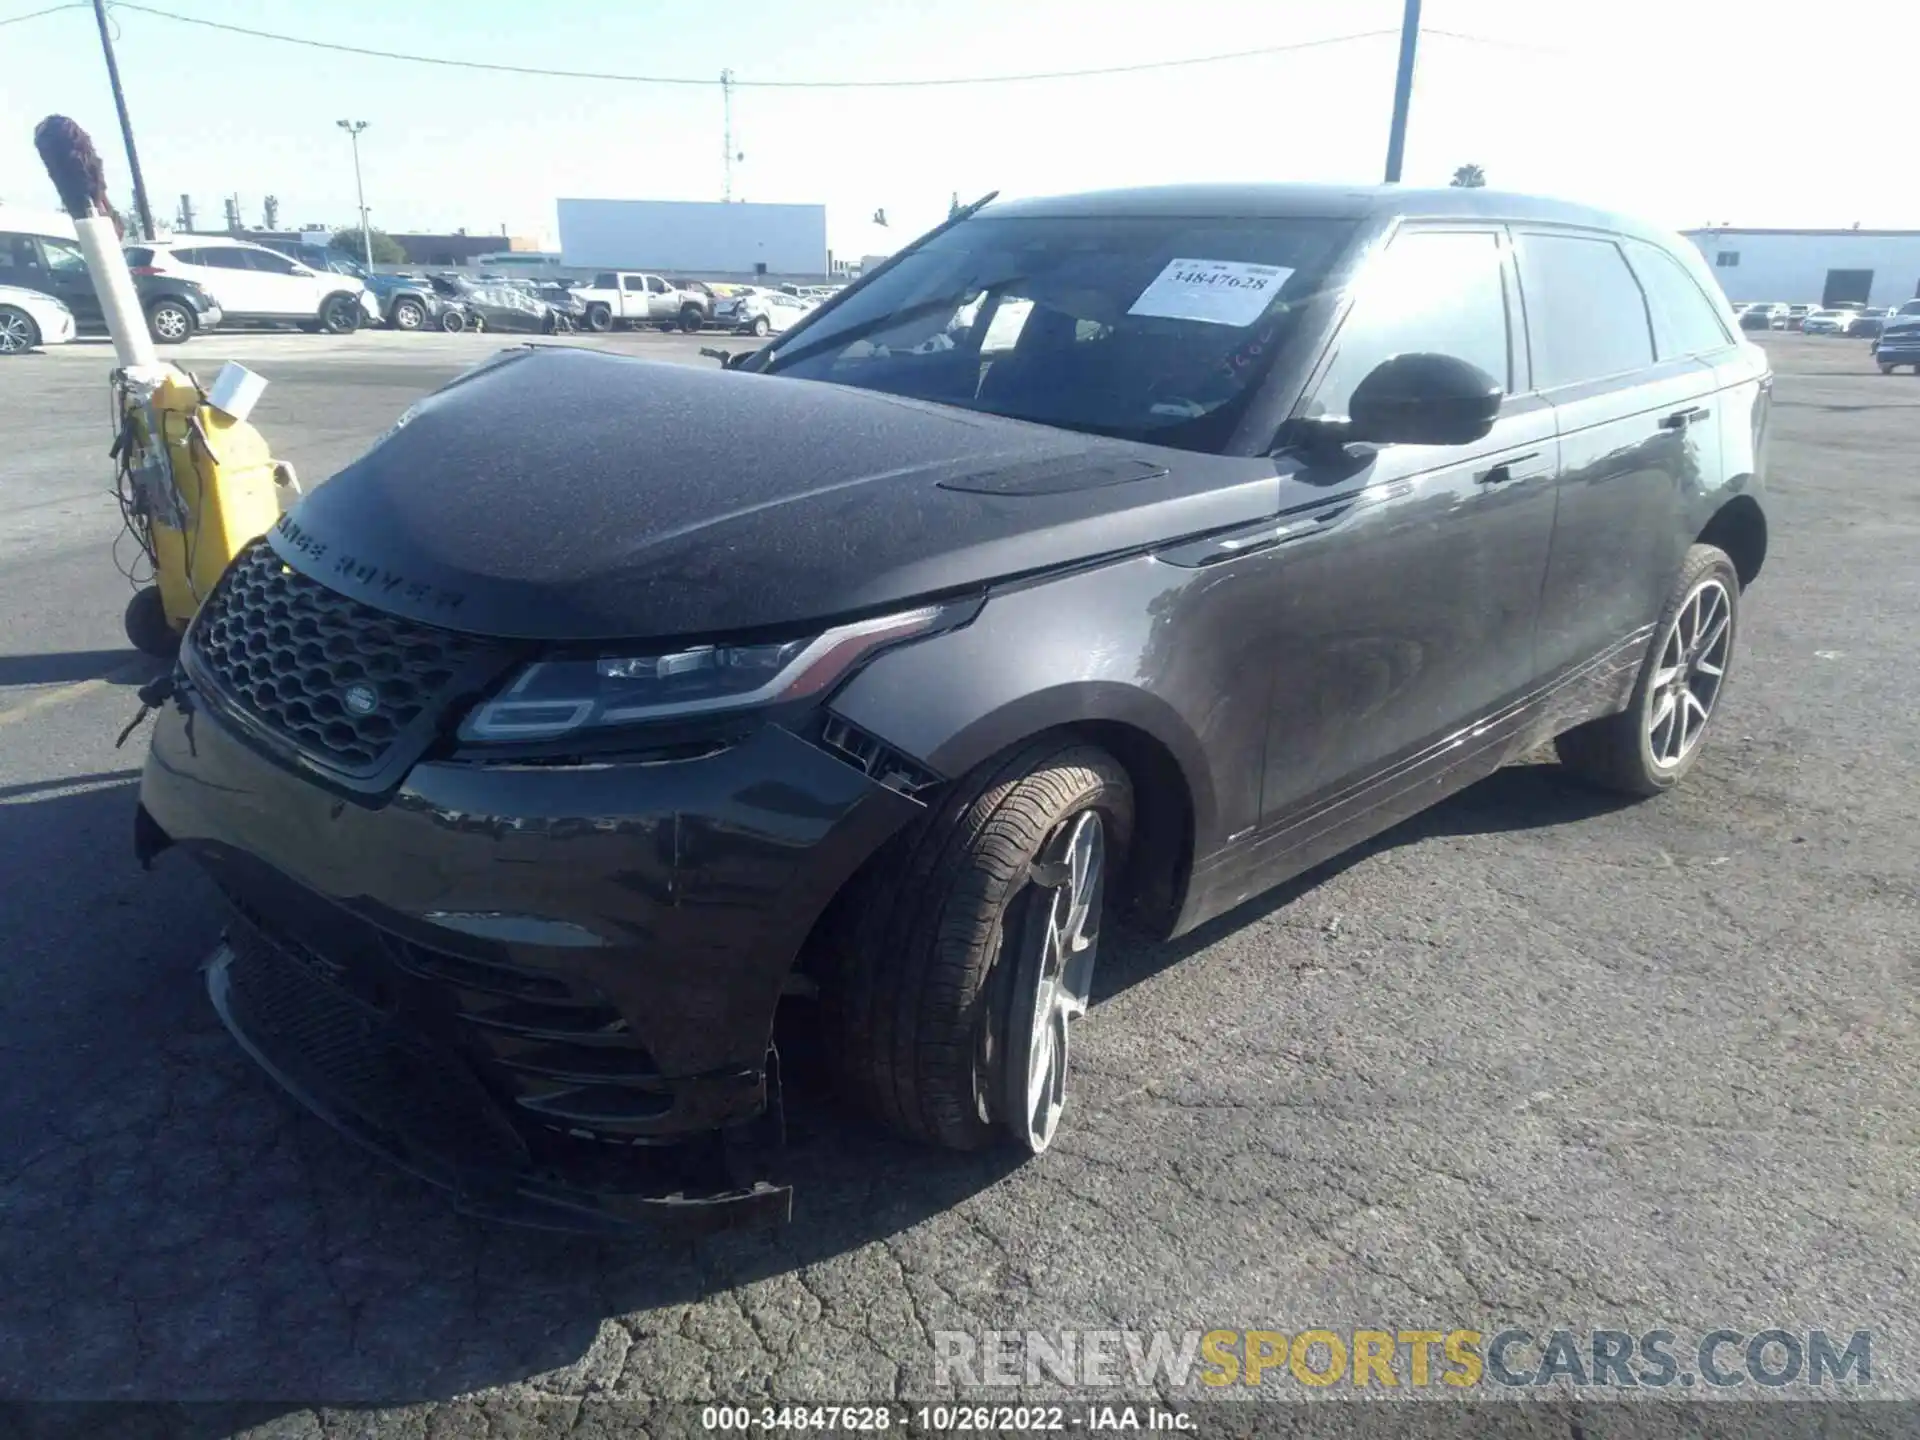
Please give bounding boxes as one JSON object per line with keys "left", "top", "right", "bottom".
{"left": 1128, "top": 258, "right": 1293, "bottom": 327}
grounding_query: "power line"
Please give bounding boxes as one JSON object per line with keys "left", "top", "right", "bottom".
{"left": 104, "top": 4, "right": 1402, "bottom": 88}
{"left": 0, "top": 2, "right": 87, "bottom": 27}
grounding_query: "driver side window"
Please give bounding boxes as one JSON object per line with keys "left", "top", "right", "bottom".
{"left": 1309, "top": 229, "right": 1513, "bottom": 421}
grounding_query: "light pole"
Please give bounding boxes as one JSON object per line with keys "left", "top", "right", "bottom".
{"left": 1382, "top": 0, "right": 1422, "bottom": 183}
{"left": 336, "top": 119, "right": 372, "bottom": 267}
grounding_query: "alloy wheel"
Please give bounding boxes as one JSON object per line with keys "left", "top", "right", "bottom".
{"left": 150, "top": 304, "right": 190, "bottom": 342}
{"left": 0, "top": 308, "right": 34, "bottom": 354}
{"left": 394, "top": 300, "right": 424, "bottom": 330}
{"left": 1647, "top": 577, "right": 1732, "bottom": 768}
{"left": 1001, "top": 809, "right": 1106, "bottom": 1154}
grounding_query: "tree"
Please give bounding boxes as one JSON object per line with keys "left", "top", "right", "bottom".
{"left": 262, "top": 194, "right": 280, "bottom": 229}
{"left": 331, "top": 226, "right": 406, "bottom": 265}
{"left": 1450, "top": 164, "right": 1487, "bottom": 189}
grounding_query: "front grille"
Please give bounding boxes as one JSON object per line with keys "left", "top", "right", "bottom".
{"left": 189, "top": 540, "right": 498, "bottom": 775}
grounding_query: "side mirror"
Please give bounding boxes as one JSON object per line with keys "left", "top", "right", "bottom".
{"left": 1347, "top": 352, "right": 1503, "bottom": 446}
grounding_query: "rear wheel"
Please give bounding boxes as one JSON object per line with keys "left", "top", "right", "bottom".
{"left": 146, "top": 299, "right": 194, "bottom": 344}
{"left": 1557, "top": 544, "right": 1739, "bottom": 796}
{"left": 123, "top": 585, "right": 180, "bottom": 658}
{"left": 0, "top": 305, "right": 39, "bottom": 354}
{"left": 678, "top": 305, "right": 703, "bottom": 333}
{"left": 318, "top": 294, "right": 360, "bottom": 334}
{"left": 391, "top": 298, "right": 426, "bottom": 330}
{"left": 751, "top": 315, "right": 771, "bottom": 337}
{"left": 823, "top": 739, "right": 1132, "bottom": 1152}
{"left": 439, "top": 308, "right": 467, "bottom": 333}
{"left": 584, "top": 303, "right": 612, "bottom": 332}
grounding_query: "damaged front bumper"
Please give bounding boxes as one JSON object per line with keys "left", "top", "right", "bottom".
{"left": 137, "top": 682, "right": 925, "bottom": 1232}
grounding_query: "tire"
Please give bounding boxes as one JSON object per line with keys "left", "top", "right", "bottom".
{"left": 391, "top": 298, "right": 426, "bottom": 331}
{"left": 123, "top": 585, "right": 180, "bottom": 658}
{"left": 678, "top": 305, "right": 703, "bottom": 333}
{"left": 1557, "top": 544, "right": 1740, "bottom": 797}
{"left": 0, "top": 305, "right": 39, "bottom": 354}
{"left": 823, "top": 738, "right": 1133, "bottom": 1152}
{"left": 750, "top": 315, "right": 771, "bottom": 337}
{"left": 440, "top": 309, "right": 468, "bottom": 333}
{"left": 318, "top": 294, "right": 360, "bottom": 335}
{"left": 584, "top": 304, "right": 612, "bottom": 332}
{"left": 1884, "top": 365, "right": 1897, "bottom": 375}
{"left": 146, "top": 299, "right": 194, "bottom": 344}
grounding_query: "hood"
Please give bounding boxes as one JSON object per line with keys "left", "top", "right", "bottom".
{"left": 271, "top": 347, "right": 1278, "bottom": 642}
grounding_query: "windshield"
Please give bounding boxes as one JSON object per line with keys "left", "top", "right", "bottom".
{"left": 762, "top": 213, "right": 1354, "bottom": 452}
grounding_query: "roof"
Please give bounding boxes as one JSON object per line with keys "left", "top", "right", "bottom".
{"left": 987, "top": 183, "right": 1674, "bottom": 243}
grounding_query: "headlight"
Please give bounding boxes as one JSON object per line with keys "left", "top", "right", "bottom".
{"left": 459, "top": 603, "right": 959, "bottom": 742}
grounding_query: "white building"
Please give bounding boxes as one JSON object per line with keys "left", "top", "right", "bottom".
{"left": 556, "top": 199, "right": 828, "bottom": 278}
{"left": 1682, "top": 228, "right": 1920, "bottom": 309}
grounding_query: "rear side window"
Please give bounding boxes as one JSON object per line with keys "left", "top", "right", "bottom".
{"left": 244, "top": 249, "right": 299, "bottom": 274}
{"left": 1515, "top": 232, "right": 1654, "bottom": 388}
{"left": 1309, "top": 228, "right": 1512, "bottom": 419}
{"left": 1627, "top": 242, "right": 1732, "bottom": 358}
{"left": 622, "top": 275, "right": 645, "bottom": 291}
{"left": 194, "top": 248, "right": 255, "bottom": 271}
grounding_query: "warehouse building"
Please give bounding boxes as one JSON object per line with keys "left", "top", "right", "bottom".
{"left": 557, "top": 199, "right": 829, "bottom": 279}
{"left": 1682, "top": 228, "right": 1920, "bottom": 309}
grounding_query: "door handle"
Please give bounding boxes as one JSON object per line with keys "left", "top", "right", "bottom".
{"left": 1660, "top": 406, "right": 1711, "bottom": 430}
{"left": 1474, "top": 452, "right": 1542, "bottom": 485}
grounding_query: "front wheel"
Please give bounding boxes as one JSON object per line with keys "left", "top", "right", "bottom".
{"left": 678, "top": 305, "right": 704, "bottom": 333}
{"left": 750, "top": 315, "right": 771, "bottom": 337}
{"left": 824, "top": 739, "right": 1132, "bottom": 1153}
{"left": 0, "top": 305, "right": 39, "bottom": 354}
{"left": 439, "top": 308, "right": 467, "bottom": 332}
{"left": 1883, "top": 364, "right": 1897, "bottom": 375}
{"left": 1557, "top": 544, "right": 1739, "bottom": 796}
{"left": 391, "top": 298, "right": 426, "bottom": 330}
{"left": 318, "top": 294, "right": 360, "bottom": 334}
{"left": 146, "top": 299, "right": 194, "bottom": 344}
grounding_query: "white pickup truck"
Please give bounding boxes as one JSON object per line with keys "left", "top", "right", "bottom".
{"left": 573, "top": 272, "right": 712, "bottom": 333}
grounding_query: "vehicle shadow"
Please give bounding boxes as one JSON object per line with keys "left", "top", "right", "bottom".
{"left": 1095, "top": 757, "right": 1636, "bottom": 997}
{"left": 0, "top": 649, "right": 160, "bottom": 687}
{"left": 0, "top": 757, "right": 1626, "bottom": 1410}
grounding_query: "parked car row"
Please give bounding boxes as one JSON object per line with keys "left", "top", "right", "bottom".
{"left": 0, "top": 209, "right": 847, "bottom": 353}
{"left": 1730, "top": 299, "right": 1920, "bottom": 338}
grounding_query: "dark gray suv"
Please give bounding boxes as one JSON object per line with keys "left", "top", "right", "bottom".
{"left": 137, "top": 184, "right": 1769, "bottom": 1231}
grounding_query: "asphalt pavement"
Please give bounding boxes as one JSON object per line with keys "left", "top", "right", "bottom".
{"left": 1, "top": 330, "right": 1916, "bottom": 1431}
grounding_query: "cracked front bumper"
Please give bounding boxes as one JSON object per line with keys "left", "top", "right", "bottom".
{"left": 138, "top": 686, "right": 925, "bottom": 1231}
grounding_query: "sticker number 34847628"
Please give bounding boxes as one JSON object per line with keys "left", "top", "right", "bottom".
{"left": 1128, "top": 258, "right": 1294, "bottom": 327}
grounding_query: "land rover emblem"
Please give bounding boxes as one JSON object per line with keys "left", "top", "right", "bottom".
{"left": 342, "top": 683, "right": 379, "bottom": 717}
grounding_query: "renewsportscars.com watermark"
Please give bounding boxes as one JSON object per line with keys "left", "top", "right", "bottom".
{"left": 935, "top": 1327, "right": 1874, "bottom": 1392}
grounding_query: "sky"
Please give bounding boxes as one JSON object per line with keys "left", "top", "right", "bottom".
{"left": 3, "top": 0, "right": 1917, "bottom": 258}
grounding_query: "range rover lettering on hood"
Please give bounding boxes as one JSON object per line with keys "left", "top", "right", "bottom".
{"left": 268, "top": 346, "right": 1280, "bottom": 642}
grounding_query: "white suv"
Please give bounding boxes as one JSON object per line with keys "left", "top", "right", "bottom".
{"left": 136, "top": 238, "right": 374, "bottom": 332}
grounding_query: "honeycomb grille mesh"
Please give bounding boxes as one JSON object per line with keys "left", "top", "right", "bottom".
{"left": 189, "top": 540, "right": 490, "bottom": 773}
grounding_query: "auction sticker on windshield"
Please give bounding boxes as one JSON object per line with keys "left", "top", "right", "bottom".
{"left": 1128, "top": 258, "right": 1293, "bottom": 327}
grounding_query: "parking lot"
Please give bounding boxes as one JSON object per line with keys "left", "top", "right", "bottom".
{"left": 2, "top": 330, "right": 1917, "bottom": 1423}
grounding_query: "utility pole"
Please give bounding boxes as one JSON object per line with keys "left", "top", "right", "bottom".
{"left": 720, "top": 69, "right": 736, "bottom": 202}
{"left": 337, "top": 119, "right": 372, "bottom": 267}
{"left": 1382, "top": 0, "right": 1422, "bottom": 184}
{"left": 176, "top": 193, "right": 194, "bottom": 233}
{"left": 91, "top": 0, "right": 154, "bottom": 237}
